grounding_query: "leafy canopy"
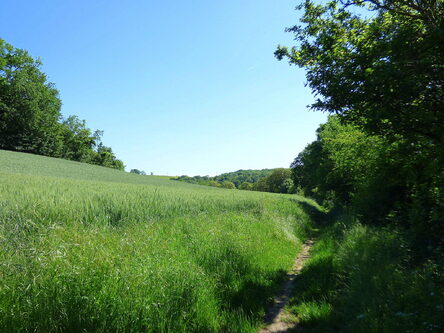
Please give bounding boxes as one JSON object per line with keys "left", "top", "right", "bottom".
{"left": 0, "top": 39, "right": 61, "bottom": 154}
{"left": 0, "top": 39, "right": 124, "bottom": 170}
{"left": 276, "top": 0, "right": 444, "bottom": 145}
{"left": 281, "top": 1, "right": 444, "bottom": 245}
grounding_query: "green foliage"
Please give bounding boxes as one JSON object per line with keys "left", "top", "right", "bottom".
{"left": 175, "top": 175, "right": 211, "bottom": 185}
{"left": 293, "top": 114, "right": 444, "bottom": 245}
{"left": 92, "top": 143, "right": 124, "bottom": 170}
{"left": 252, "top": 177, "right": 269, "bottom": 192}
{"left": 0, "top": 150, "right": 317, "bottom": 332}
{"left": 0, "top": 39, "right": 123, "bottom": 170}
{"left": 207, "top": 180, "right": 221, "bottom": 187}
{"left": 280, "top": 0, "right": 444, "bottom": 245}
{"left": 277, "top": 2, "right": 444, "bottom": 331}
{"left": 239, "top": 182, "right": 254, "bottom": 191}
{"left": 214, "top": 169, "right": 274, "bottom": 187}
{"left": 176, "top": 169, "right": 294, "bottom": 194}
{"left": 292, "top": 116, "right": 384, "bottom": 204}
{"left": 0, "top": 39, "right": 62, "bottom": 155}
{"left": 175, "top": 169, "right": 275, "bottom": 190}
{"left": 276, "top": 0, "right": 444, "bottom": 146}
{"left": 282, "top": 178, "right": 295, "bottom": 194}
{"left": 286, "top": 219, "right": 444, "bottom": 333}
{"left": 59, "top": 115, "right": 96, "bottom": 162}
{"left": 221, "top": 180, "right": 236, "bottom": 189}
{"left": 130, "top": 169, "right": 146, "bottom": 175}
{"left": 265, "top": 168, "right": 293, "bottom": 193}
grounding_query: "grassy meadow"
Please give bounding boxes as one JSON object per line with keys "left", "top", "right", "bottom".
{"left": 0, "top": 150, "right": 316, "bottom": 332}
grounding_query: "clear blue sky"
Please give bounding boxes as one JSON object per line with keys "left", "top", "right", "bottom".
{"left": 0, "top": 0, "right": 326, "bottom": 176}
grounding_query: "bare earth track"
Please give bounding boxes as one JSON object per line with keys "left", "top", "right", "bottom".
{"left": 259, "top": 239, "right": 314, "bottom": 333}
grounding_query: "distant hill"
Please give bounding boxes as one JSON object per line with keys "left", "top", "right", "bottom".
{"left": 174, "top": 168, "right": 294, "bottom": 193}
{"left": 213, "top": 169, "right": 274, "bottom": 187}
{"left": 175, "top": 169, "right": 274, "bottom": 188}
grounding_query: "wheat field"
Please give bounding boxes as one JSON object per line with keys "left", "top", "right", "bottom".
{"left": 0, "top": 150, "right": 316, "bottom": 332}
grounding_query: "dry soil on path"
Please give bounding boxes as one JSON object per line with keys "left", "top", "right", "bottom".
{"left": 259, "top": 239, "right": 314, "bottom": 333}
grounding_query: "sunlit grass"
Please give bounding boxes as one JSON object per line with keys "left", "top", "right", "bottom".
{"left": 285, "top": 219, "right": 444, "bottom": 333}
{"left": 0, "top": 150, "right": 316, "bottom": 332}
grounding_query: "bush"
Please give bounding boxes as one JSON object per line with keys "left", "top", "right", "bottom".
{"left": 239, "top": 182, "right": 253, "bottom": 191}
{"left": 221, "top": 181, "right": 236, "bottom": 189}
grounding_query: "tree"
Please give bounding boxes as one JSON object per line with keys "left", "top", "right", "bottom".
{"left": 266, "top": 168, "right": 292, "bottom": 193}
{"left": 253, "top": 178, "right": 269, "bottom": 192}
{"left": 292, "top": 116, "right": 393, "bottom": 207}
{"left": 92, "top": 144, "right": 124, "bottom": 170}
{"left": 132, "top": 169, "right": 147, "bottom": 175}
{"left": 221, "top": 181, "right": 236, "bottom": 189}
{"left": 239, "top": 182, "right": 253, "bottom": 191}
{"left": 0, "top": 38, "right": 125, "bottom": 170}
{"left": 281, "top": 178, "right": 294, "bottom": 194}
{"left": 59, "top": 115, "right": 96, "bottom": 162}
{"left": 208, "top": 180, "right": 221, "bottom": 187}
{"left": 214, "top": 169, "right": 274, "bottom": 187}
{"left": 175, "top": 169, "right": 275, "bottom": 189}
{"left": 0, "top": 39, "right": 62, "bottom": 155}
{"left": 278, "top": 0, "right": 444, "bottom": 245}
{"left": 292, "top": 140, "right": 333, "bottom": 201}
{"left": 276, "top": 0, "right": 444, "bottom": 146}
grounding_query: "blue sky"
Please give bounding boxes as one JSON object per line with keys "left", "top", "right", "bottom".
{"left": 0, "top": 0, "right": 327, "bottom": 176}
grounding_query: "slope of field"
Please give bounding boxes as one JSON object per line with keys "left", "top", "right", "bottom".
{"left": 0, "top": 150, "right": 316, "bottom": 332}
{"left": 0, "top": 149, "right": 176, "bottom": 186}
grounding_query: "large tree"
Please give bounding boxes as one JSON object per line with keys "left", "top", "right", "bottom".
{"left": 279, "top": 1, "right": 444, "bottom": 244}
{"left": 0, "top": 39, "right": 62, "bottom": 155}
{"left": 276, "top": 0, "right": 444, "bottom": 146}
{"left": 266, "top": 168, "right": 293, "bottom": 193}
{"left": 0, "top": 39, "right": 124, "bottom": 170}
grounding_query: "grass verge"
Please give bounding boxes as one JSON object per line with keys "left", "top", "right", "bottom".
{"left": 285, "top": 214, "right": 444, "bottom": 333}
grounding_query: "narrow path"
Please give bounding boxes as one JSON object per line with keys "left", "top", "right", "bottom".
{"left": 259, "top": 239, "right": 314, "bottom": 333}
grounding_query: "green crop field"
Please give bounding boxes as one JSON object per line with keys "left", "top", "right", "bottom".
{"left": 0, "top": 150, "right": 316, "bottom": 332}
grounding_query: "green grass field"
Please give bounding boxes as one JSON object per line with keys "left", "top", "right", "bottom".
{"left": 0, "top": 150, "right": 316, "bottom": 332}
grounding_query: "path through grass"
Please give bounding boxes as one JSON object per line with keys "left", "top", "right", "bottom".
{"left": 0, "top": 150, "right": 317, "bottom": 332}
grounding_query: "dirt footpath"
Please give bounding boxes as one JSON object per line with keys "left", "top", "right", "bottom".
{"left": 259, "top": 239, "right": 314, "bottom": 333}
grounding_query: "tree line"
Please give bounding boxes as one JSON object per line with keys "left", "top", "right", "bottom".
{"left": 272, "top": 2, "right": 444, "bottom": 330}
{"left": 175, "top": 168, "right": 295, "bottom": 193}
{"left": 0, "top": 39, "right": 124, "bottom": 170}
{"left": 277, "top": 0, "right": 443, "bottom": 250}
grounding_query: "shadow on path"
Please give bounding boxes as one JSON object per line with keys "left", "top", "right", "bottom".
{"left": 259, "top": 239, "right": 314, "bottom": 333}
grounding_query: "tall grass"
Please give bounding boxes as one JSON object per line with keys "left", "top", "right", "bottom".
{"left": 0, "top": 150, "right": 316, "bottom": 332}
{"left": 285, "top": 216, "right": 444, "bottom": 333}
